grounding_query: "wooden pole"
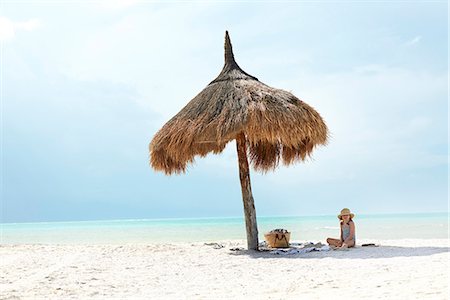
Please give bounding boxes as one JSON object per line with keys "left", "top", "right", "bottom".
{"left": 236, "top": 132, "right": 259, "bottom": 250}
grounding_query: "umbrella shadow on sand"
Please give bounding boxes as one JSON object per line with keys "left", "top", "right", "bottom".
{"left": 229, "top": 245, "right": 450, "bottom": 259}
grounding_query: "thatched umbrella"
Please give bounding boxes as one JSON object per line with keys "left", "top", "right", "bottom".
{"left": 150, "top": 31, "right": 328, "bottom": 250}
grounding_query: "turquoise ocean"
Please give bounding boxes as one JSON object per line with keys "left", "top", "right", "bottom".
{"left": 1, "top": 213, "right": 448, "bottom": 244}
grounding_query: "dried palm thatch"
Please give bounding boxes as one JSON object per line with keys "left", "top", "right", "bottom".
{"left": 150, "top": 32, "right": 327, "bottom": 174}
{"left": 149, "top": 31, "right": 328, "bottom": 250}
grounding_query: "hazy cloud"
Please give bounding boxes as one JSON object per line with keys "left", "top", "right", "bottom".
{"left": 405, "top": 35, "right": 422, "bottom": 46}
{"left": 0, "top": 16, "right": 41, "bottom": 41}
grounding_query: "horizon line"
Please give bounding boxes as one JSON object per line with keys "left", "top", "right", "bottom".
{"left": 2, "top": 211, "right": 448, "bottom": 226}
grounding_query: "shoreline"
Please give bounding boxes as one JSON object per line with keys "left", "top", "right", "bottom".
{"left": 3, "top": 213, "right": 448, "bottom": 244}
{"left": 1, "top": 237, "right": 449, "bottom": 246}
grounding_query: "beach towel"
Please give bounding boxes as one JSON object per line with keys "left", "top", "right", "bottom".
{"left": 269, "top": 242, "right": 331, "bottom": 255}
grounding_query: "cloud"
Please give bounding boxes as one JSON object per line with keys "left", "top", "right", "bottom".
{"left": 0, "top": 17, "right": 14, "bottom": 41}
{"left": 15, "top": 19, "right": 41, "bottom": 31}
{"left": 273, "top": 66, "right": 446, "bottom": 182}
{"left": 0, "top": 16, "right": 41, "bottom": 41}
{"left": 56, "top": 6, "right": 222, "bottom": 120}
{"left": 405, "top": 35, "right": 422, "bottom": 46}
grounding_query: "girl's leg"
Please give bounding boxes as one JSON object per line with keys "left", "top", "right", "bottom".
{"left": 326, "top": 238, "right": 342, "bottom": 247}
{"left": 345, "top": 239, "right": 355, "bottom": 248}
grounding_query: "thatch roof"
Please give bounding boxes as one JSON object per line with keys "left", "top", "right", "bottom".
{"left": 150, "top": 31, "right": 328, "bottom": 174}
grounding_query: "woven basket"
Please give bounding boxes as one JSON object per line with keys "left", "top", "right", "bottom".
{"left": 264, "top": 232, "right": 291, "bottom": 248}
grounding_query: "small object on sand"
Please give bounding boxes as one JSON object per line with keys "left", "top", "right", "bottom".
{"left": 264, "top": 229, "right": 291, "bottom": 248}
{"left": 229, "top": 247, "right": 245, "bottom": 251}
{"left": 362, "top": 243, "right": 379, "bottom": 247}
{"left": 304, "top": 242, "right": 325, "bottom": 248}
{"left": 204, "top": 243, "right": 224, "bottom": 249}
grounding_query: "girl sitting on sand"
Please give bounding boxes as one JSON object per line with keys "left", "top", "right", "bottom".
{"left": 327, "top": 208, "right": 356, "bottom": 249}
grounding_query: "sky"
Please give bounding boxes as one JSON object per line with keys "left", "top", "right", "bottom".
{"left": 0, "top": 0, "right": 448, "bottom": 223}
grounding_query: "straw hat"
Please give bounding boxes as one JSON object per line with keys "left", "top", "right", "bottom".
{"left": 337, "top": 208, "right": 355, "bottom": 219}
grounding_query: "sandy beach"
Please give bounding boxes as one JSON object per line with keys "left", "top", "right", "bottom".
{"left": 2, "top": 238, "right": 448, "bottom": 299}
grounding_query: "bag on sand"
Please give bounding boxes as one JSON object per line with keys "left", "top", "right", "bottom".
{"left": 264, "top": 229, "right": 291, "bottom": 248}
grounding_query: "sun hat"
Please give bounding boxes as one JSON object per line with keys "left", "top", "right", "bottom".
{"left": 337, "top": 208, "right": 355, "bottom": 219}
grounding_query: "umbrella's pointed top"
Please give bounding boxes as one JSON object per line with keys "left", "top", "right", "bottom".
{"left": 210, "top": 31, "right": 258, "bottom": 85}
{"left": 224, "top": 30, "right": 235, "bottom": 64}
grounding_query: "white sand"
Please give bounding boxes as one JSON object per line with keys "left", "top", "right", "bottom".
{"left": 1, "top": 239, "right": 449, "bottom": 299}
